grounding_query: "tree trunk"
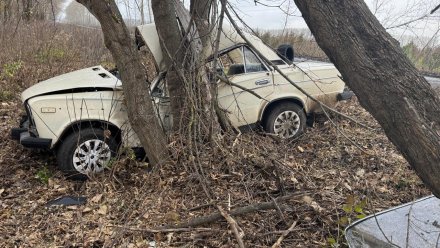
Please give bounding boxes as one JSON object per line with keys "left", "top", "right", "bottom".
{"left": 151, "top": 0, "right": 187, "bottom": 129}
{"left": 190, "top": 0, "right": 212, "bottom": 46}
{"left": 22, "top": 0, "right": 32, "bottom": 21}
{"left": 76, "top": 0, "right": 169, "bottom": 166}
{"left": 294, "top": 0, "right": 440, "bottom": 196}
{"left": 140, "top": 0, "right": 145, "bottom": 24}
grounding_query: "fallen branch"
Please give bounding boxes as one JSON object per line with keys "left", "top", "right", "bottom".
{"left": 188, "top": 201, "right": 217, "bottom": 212}
{"left": 109, "top": 225, "right": 211, "bottom": 233}
{"left": 163, "top": 192, "right": 307, "bottom": 229}
{"left": 218, "top": 205, "right": 245, "bottom": 248}
{"left": 271, "top": 221, "right": 297, "bottom": 248}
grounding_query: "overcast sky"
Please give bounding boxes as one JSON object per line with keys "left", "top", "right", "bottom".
{"left": 230, "top": 0, "right": 440, "bottom": 39}
{"left": 60, "top": 0, "right": 440, "bottom": 44}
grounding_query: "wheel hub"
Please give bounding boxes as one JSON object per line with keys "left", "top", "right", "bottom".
{"left": 72, "top": 139, "right": 111, "bottom": 174}
{"left": 273, "top": 110, "right": 301, "bottom": 138}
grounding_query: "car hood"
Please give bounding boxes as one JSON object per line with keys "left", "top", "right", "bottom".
{"left": 295, "top": 59, "right": 335, "bottom": 70}
{"left": 21, "top": 66, "right": 121, "bottom": 101}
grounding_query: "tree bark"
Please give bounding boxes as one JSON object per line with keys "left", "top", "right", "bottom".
{"left": 76, "top": 0, "right": 169, "bottom": 166}
{"left": 294, "top": 0, "right": 440, "bottom": 196}
{"left": 21, "top": 0, "right": 31, "bottom": 21}
{"left": 190, "top": 0, "right": 212, "bottom": 47}
{"left": 151, "top": 0, "right": 187, "bottom": 129}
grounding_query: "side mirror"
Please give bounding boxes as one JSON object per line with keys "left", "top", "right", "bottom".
{"left": 277, "top": 44, "right": 295, "bottom": 64}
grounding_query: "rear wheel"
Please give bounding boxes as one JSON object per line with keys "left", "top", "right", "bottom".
{"left": 264, "top": 102, "right": 306, "bottom": 139}
{"left": 56, "top": 127, "right": 118, "bottom": 179}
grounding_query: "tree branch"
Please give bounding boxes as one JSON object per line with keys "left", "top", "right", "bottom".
{"left": 218, "top": 205, "right": 245, "bottom": 248}
{"left": 271, "top": 221, "right": 297, "bottom": 248}
{"left": 163, "top": 193, "right": 308, "bottom": 229}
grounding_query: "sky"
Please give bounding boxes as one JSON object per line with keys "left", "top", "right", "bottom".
{"left": 60, "top": 0, "right": 440, "bottom": 45}
{"left": 230, "top": 0, "right": 440, "bottom": 40}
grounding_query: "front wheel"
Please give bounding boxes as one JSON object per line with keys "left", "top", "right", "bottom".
{"left": 56, "top": 127, "right": 118, "bottom": 179}
{"left": 264, "top": 102, "right": 306, "bottom": 139}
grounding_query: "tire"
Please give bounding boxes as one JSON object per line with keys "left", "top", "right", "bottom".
{"left": 56, "top": 127, "right": 118, "bottom": 179}
{"left": 264, "top": 102, "right": 306, "bottom": 139}
{"left": 276, "top": 44, "right": 295, "bottom": 63}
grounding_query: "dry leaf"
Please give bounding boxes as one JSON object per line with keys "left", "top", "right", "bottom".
{"left": 67, "top": 205, "right": 78, "bottom": 210}
{"left": 303, "top": 196, "right": 323, "bottom": 212}
{"left": 143, "top": 212, "right": 149, "bottom": 219}
{"left": 290, "top": 175, "right": 298, "bottom": 184}
{"left": 356, "top": 169, "right": 365, "bottom": 177}
{"left": 97, "top": 205, "right": 108, "bottom": 215}
{"left": 82, "top": 207, "right": 92, "bottom": 213}
{"left": 91, "top": 194, "right": 103, "bottom": 203}
{"left": 344, "top": 182, "right": 352, "bottom": 191}
{"left": 56, "top": 187, "right": 67, "bottom": 193}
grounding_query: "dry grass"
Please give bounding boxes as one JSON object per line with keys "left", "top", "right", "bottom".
{"left": 257, "top": 29, "right": 328, "bottom": 60}
{"left": 0, "top": 22, "right": 431, "bottom": 247}
{"left": 0, "top": 21, "right": 112, "bottom": 101}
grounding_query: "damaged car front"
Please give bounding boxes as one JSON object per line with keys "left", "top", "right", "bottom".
{"left": 11, "top": 66, "right": 140, "bottom": 178}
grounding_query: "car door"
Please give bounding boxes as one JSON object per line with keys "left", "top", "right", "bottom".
{"left": 217, "top": 46, "right": 274, "bottom": 128}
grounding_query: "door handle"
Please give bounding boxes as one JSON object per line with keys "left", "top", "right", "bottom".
{"left": 255, "top": 79, "right": 270, "bottom": 85}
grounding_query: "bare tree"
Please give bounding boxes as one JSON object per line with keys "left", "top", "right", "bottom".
{"left": 294, "top": 0, "right": 440, "bottom": 196}
{"left": 151, "top": 0, "right": 223, "bottom": 136}
{"left": 76, "top": 0, "right": 169, "bottom": 166}
{"left": 190, "top": 0, "right": 213, "bottom": 46}
{"left": 151, "top": 0, "right": 188, "bottom": 127}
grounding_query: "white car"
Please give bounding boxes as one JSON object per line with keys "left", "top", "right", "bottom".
{"left": 11, "top": 23, "right": 351, "bottom": 178}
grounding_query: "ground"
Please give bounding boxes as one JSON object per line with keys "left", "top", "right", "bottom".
{"left": 0, "top": 21, "right": 431, "bottom": 247}
{"left": 0, "top": 96, "right": 430, "bottom": 247}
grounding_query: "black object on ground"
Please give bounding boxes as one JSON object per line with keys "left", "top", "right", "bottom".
{"left": 46, "top": 196, "right": 87, "bottom": 207}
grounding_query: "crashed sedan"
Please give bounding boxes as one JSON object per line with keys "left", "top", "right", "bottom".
{"left": 11, "top": 23, "right": 350, "bottom": 177}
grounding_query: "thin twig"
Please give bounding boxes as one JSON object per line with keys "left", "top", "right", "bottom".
{"left": 188, "top": 201, "right": 217, "bottom": 211}
{"left": 218, "top": 205, "right": 245, "bottom": 248}
{"left": 271, "top": 221, "right": 297, "bottom": 248}
{"left": 271, "top": 196, "right": 287, "bottom": 225}
{"left": 387, "top": 3, "right": 440, "bottom": 29}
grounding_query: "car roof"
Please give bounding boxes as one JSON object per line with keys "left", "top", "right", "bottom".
{"left": 135, "top": 23, "right": 281, "bottom": 71}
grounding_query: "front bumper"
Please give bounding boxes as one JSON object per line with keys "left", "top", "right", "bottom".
{"left": 11, "top": 128, "right": 52, "bottom": 149}
{"left": 11, "top": 115, "right": 52, "bottom": 149}
{"left": 337, "top": 90, "right": 355, "bottom": 101}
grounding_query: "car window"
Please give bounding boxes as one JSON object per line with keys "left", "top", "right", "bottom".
{"left": 219, "top": 46, "right": 267, "bottom": 76}
{"left": 243, "top": 47, "right": 266, "bottom": 73}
